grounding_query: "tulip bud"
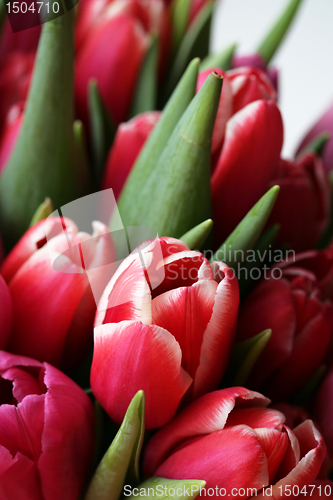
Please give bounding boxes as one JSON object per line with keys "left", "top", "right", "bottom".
{"left": 0, "top": 275, "right": 12, "bottom": 349}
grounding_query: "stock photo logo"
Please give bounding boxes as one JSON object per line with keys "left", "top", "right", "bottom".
{"left": 44, "top": 188, "right": 165, "bottom": 312}
{"left": 3, "top": 0, "right": 78, "bottom": 32}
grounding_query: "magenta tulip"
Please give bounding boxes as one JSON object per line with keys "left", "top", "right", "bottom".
{"left": 143, "top": 387, "right": 326, "bottom": 499}
{"left": 237, "top": 249, "right": 333, "bottom": 401}
{"left": 102, "top": 111, "right": 160, "bottom": 198}
{"left": 211, "top": 99, "right": 283, "bottom": 247}
{"left": 1, "top": 217, "right": 116, "bottom": 370}
{"left": 91, "top": 237, "right": 239, "bottom": 429}
{"left": 0, "top": 275, "right": 12, "bottom": 349}
{"left": 0, "top": 351, "right": 94, "bottom": 500}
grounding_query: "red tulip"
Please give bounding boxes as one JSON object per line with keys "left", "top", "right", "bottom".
{"left": 143, "top": 387, "right": 326, "bottom": 499}
{"left": 315, "top": 365, "right": 333, "bottom": 460}
{"left": 237, "top": 249, "right": 333, "bottom": 401}
{"left": 102, "top": 111, "right": 160, "bottom": 198}
{"left": 0, "top": 275, "right": 12, "bottom": 349}
{"left": 0, "top": 51, "right": 34, "bottom": 133}
{"left": 91, "top": 237, "right": 239, "bottom": 429}
{"left": 211, "top": 99, "right": 283, "bottom": 247}
{"left": 232, "top": 53, "right": 279, "bottom": 91}
{"left": 0, "top": 351, "right": 94, "bottom": 500}
{"left": 267, "top": 152, "right": 331, "bottom": 251}
{"left": 0, "top": 19, "right": 40, "bottom": 67}
{"left": 1, "top": 217, "right": 116, "bottom": 370}
{"left": 0, "top": 103, "right": 24, "bottom": 175}
{"left": 75, "top": 0, "right": 170, "bottom": 124}
{"left": 297, "top": 100, "right": 333, "bottom": 171}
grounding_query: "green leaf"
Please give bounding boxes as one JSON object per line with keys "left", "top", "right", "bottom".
{"left": 116, "top": 57, "right": 199, "bottom": 220}
{"left": 88, "top": 79, "right": 116, "bottom": 188}
{"left": 239, "top": 224, "right": 280, "bottom": 299}
{"left": 29, "top": 198, "right": 53, "bottom": 227}
{"left": 292, "top": 364, "right": 327, "bottom": 407}
{"left": 224, "top": 329, "right": 272, "bottom": 386}
{"left": 126, "top": 477, "right": 206, "bottom": 499}
{"left": 303, "top": 132, "right": 330, "bottom": 157}
{"left": 117, "top": 72, "right": 222, "bottom": 239}
{"left": 73, "top": 119, "right": 91, "bottom": 193}
{"left": 85, "top": 391, "right": 145, "bottom": 500}
{"left": 180, "top": 219, "right": 213, "bottom": 249}
{"left": 0, "top": 8, "right": 90, "bottom": 249}
{"left": 170, "top": 0, "right": 192, "bottom": 53}
{"left": 211, "top": 186, "right": 280, "bottom": 265}
{"left": 258, "top": 0, "right": 305, "bottom": 64}
{"left": 200, "top": 43, "right": 237, "bottom": 71}
{"left": 163, "top": 1, "right": 214, "bottom": 103}
{"left": 129, "top": 33, "right": 159, "bottom": 117}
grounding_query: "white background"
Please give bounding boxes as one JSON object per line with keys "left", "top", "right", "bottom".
{"left": 211, "top": 0, "right": 333, "bottom": 157}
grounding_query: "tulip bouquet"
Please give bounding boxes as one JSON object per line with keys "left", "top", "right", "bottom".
{"left": 1, "top": 0, "right": 333, "bottom": 498}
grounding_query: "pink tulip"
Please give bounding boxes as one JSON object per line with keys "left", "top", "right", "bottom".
{"left": 297, "top": 100, "right": 333, "bottom": 171}
{"left": 267, "top": 152, "right": 331, "bottom": 251}
{"left": 232, "top": 53, "right": 279, "bottom": 91}
{"left": 75, "top": 0, "right": 170, "bottom": 124}
{"left": 0, "top": 103, "right": 24, "bottom": 175}
{"left": 0, "top": 275, "right": 12, "bottom": 349}
{"left": 211, "top": 99, "right": 283, "bottom": 247}
{"left": 0, "top": 51, "right": 34, "bottom": 134}
{"left": 102, "top": 111, "right": 160, "bottom": 198}
{"left": 1, "top": 217, "right": 116, "bottom": 370}
{"left": 237, "top": 249, "right": 333, "bottom": 401}
{"left": 0, "top": 351, "right": 94, "bottom": 500}
{"left": 143, "top": 387, "right": 326, "bottom": 499}
{"left": 91, "top": 237, "right": 239, "bottom": 429}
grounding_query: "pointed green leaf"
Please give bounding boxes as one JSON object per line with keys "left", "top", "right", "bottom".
{"left": 73, "top": 119, "right": 91, "bottom": 194}
{"left": 303, "top": 132, "right": 330, "bottom": 157}
{"left": 163, "top": 1, "right": 214, "bottom": 103}
{"left": 239, "top": 224, "right": 280, "bottom": 299}
{"left": 89, "top": 79, "right": 116, "bottom": 188}
{"left": 116, "top": 57, "right": 199, "bottom": 217}
{"left": 292, "top": 364, "right": 326, "bottom": 407}
{"left": 258, "top": 0, "right": 305, "bottom": 64}
{"left": 85, "top": 391, "right": 145, "bottom": 500}
{"left": 211, "top": 186, "right": 280, "bottom": 265}
{"left": 200, "top": 43, "right": 237, "bottom": 71}
{"left": 224, "top": 330, "right": 272, "bottom": 387}
{"left": 170, "top": 0, "right": 192, "bottom": 53}
{"left": 130, "top": 33, "right": 159, "bottom": 117}
{"left": 0, "top": 8, "right": 89, "bottom": 249}
{"left": 29, "top": 198, "right": 53, "bottom": 227}
{"left": 126, "top": 477, "right": 206, "bottom": 499}
{"left": 116, "top": 72, "right": 222, "bottom": 239}
{"left": 180, "top": 219, "right": 213, "bottom": 249}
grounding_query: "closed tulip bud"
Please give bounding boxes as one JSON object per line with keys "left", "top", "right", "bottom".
{"left": 0, "top": 351, "right": 94, "bottom": 500}
{"left": 237, "top": 249, "right": 333, "bottom": 401}
{"left": 91, "top": 237, "right": 239, "bottom": 429}
{"left": 212, "top": 99, "right": 283, "bottom": 247}
{"left": 143, "top": 387, "right": 326, "bottom": 497}
{"left": 0, "top": 275, "right": 12, "bottom": 349}
{"left": 75, "top": 0, "right": 171, "bottom": 124}
{"left": 0, "top": 51, "right": 34, "bottom": 133}
{"left": 102, "top": 111, "right": 160, "bottom": 198}
{"left": 0, "top": 103, "right": 24, "bottom": 175}
{"left": 1, "top": 217, "right": 116, "bottom": 370}
{"left": 232, "top": 53, "right": 278, "bottom": 91}
{"left": 267, "top": 153, "right": 331, "bottom": 251}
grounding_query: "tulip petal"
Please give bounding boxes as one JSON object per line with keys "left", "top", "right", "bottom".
{"left": 37, "top": 362, "right": 95, "bottom": 500}
{"left": 91, "top": 321, "right": 192, "bottom": 429}
{"left": 194, "top": 262, "right": 239, "bottom": 397}
{"left": 155, "top": 426, "right": 270, "bottom": 495}
{"left": 151, "top": 280, "right": 217, "bottom": 383}
{"left": 0, "top": 275, "right": 12, "bottom": 349}
{"left": 0, "top": 447, "right": 43, "bottom": 500}
{"left": 254, "top": 427, "right": 289, "bottom": 483}
{"left": 225, "top": 407, "right": 285, "bottom": 430}
{"left": 143, "top": 387, "right": 269, "bottom": 475}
